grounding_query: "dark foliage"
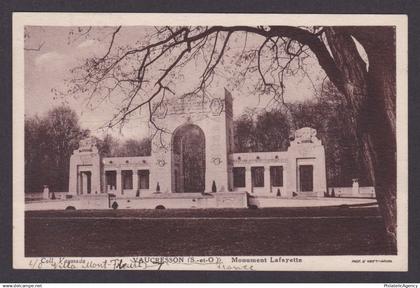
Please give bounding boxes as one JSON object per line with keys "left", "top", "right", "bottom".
{"left": 233, "top": 81, "right": 371, "bottom": 187}
{"left": 25, "top": 106, "right": 89, "bottom": 192}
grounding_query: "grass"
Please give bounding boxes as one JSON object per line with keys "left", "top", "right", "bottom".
{"left": 25, "top": 207, "right": 393, "bottom": 257}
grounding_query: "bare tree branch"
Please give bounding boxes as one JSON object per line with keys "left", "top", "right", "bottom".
{"left": 68, "top": 25, "right": 345, "bottom": 132}
{"left": 101, "top": 26, "right": 122, "bottom": 61}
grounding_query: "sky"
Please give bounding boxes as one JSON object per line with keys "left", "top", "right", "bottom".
{"left": 24, "top": 26, "right": 326, "bottom": 140}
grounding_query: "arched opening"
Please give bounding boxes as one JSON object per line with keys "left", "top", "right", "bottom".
{"left": 172, "top": 124, "right": 206, "bottom": 193}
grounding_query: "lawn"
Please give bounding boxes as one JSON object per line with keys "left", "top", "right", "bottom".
{"left": 25, "top": 207, "right": 393, "bottom": 257}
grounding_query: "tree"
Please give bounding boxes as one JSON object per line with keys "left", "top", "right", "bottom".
{"left": 234, "top": 109, "right": 290, "bottom": 153}
{"left": 68, "top": 25, "right": 397, "bottom": 250}
{"left": 114, "top": 138, "right": 151, "bottom": 157}
{"left": 289, "top": 81, "right": 370, "bottom": 187}
{"left": 325, "top": 28, "right": 396, "bottom": 250}
{"left": 233, "top": 85, "right": 369, "bottom": 189}
{"left": 25, "top": 116, "right": 50, "bottom": 192}
{"left": 234, "top": 111, "right": 257, "bottom": 152}
{"left": 95, "top": 135, "right": 151, "bottom": 157}
{"left": 254, "top": 110, "right": 290, "bottom": 152}
{"left": 46, "top": 107, "right": 90, "bottom": 191}
{"left": 95, "top": 134, "right": 120, "bottom": 157}
{"left": 25, "top": 106, "right": 89, "bottom": 192}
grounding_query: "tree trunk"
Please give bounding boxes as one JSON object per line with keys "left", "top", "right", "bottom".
{"left": 325, "top": 27, "right": 397, "bottom": 253}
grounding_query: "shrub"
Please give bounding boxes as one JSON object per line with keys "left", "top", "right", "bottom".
{"left": 212, "top": 181, "right": 217, "bottom": 193}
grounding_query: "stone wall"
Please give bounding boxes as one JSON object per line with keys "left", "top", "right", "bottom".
{"left": 149, "top": 89, "right": 234, "bottom": 194}
{"left": 68, "top": 139, "right": 101, "bottom": 195}
{"left": 25, "top": 192, "right": 247, "bottom": 210}
{"left": 328, "top": 186, "right": 376, "bottom": 198}
{"left": 67, "top": 90, "right": 329, "bottom": 205}
{"left": 229, "top": 128, "right": 327, "bottom": 198}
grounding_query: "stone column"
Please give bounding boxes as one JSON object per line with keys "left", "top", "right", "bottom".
{"left": 42, "top": 185, "right": 49, "bottom": 199}
{"left": 78, "top": 172, "right": 83, "bottom": 195}
{"left": 352, "top": 178, "right": 359, "bottom": 196}
{"left": 227, "top": 167, "right": 233, "bottom": 192}
{"left": 116, "top": 170, "right": 122, "bottom": 195}
{"left": 133, "top": 170, "right": 139, "bottom": 193}
{"left": 282, "top": 166, "right": 287, "bottom": 197}
{"left": 76, "top": 172, "right": 80, "bottom": 195}
{"left": 245, "top": 167, "right": 252, "bottom": 193}
{"left": 264, "top": 166, "right": 271, "bottom": 194}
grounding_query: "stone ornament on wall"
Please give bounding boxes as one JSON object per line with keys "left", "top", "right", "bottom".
{"left": 78, "top": 137, "right": 97, "bottom": 152}
{"left": 160, "top": 94, "right": 212, "bottom": 116}
{"left": 157, "top": 159, "right": 166, "bottom": 167}
{"left": 294, "top": 127, "right": 320, "bottom": 144}
{"left": 212, "top": 157, "right": 222, "bottom": 165}
{"left": 77, "top": 137, "right": 99, "bottom": 154}
{"left": 210, "top": 98, "right": 223, "bottom": 116}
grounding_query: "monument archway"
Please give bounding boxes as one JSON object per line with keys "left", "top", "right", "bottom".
{"left": 172, "top": 124, "right": 206, "bottom": 193}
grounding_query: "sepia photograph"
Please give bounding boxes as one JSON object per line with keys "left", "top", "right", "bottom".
{"left": 12, "top": 13, "right": 408, "bottom": 271}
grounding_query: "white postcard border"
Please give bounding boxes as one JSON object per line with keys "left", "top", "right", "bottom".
{"left": 12, "top": 13, "right": 408, "bottom": 271}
